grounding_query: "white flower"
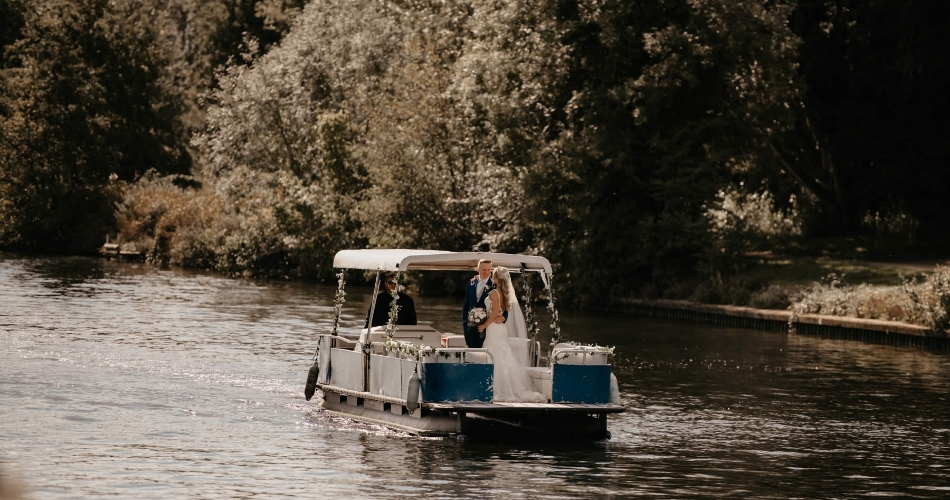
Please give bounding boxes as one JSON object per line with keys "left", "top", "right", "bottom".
{"left": 384, "top": 339, "right": 435, "bottom": 360}
{"left": 556, "top": 343, "right": 616, "bottom": 359}
{"left": 467, "top": 307, "right": 488, "bottom": 327}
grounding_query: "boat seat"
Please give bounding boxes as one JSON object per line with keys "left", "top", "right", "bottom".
{"left": 526, "top": 367, "right": 553, "bottom": 399}
{"left": 463, "top": 351, "right": 491, "bottom": 364}
{"left": 440, "top": 334, "right": 467, "bottom": 348}
{"left": 367, "top": 342, "right": 387, "bottom": 355}
{"left": 526, "top": 367, "right": 552, "bottom": 380}
{"left": 551, "top": 343, "right": 610, "bottom": 365}
{"left": 436, "top": 336, "right": 532, "bottom": 365}
{"left": 360, "top": 324, "right": 443, "bottom": 347}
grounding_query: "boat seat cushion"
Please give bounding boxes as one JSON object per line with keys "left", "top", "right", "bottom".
{"left": 525, "top": 367, "right": 553, "bottom": 399}
{"left": 464, "top": 351, "right": 491, "bottom": 364}
{"left": 526, "top": 367, "right": 552, "bottom": 380}
{"left": 552, "top": 343, "right": 610, "bottom": 365}
{"left": 440, "top": 334, "right": 467, "bottom": 348}
{"left": 361, "top": 325, "right": 443, "bottom": 349}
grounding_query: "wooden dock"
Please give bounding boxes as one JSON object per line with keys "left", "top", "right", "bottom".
{"left": 99, "top": 235, "right": 144, "bottom": 261}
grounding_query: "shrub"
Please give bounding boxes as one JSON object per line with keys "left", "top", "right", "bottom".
{"left": 789, "top": 268, "right": 950, "bottom": 330}
{"left": 115, "top": 172, "right": 221, "bottom": 267}
{"left": 861, "top": 208, "right": 920, "bottom": 253}
{"left": 748, "top": 286, "right": 791, "bottom": 310}
{"left": 706, "top": 185, "right": 803, "bottom": 239}
{"left": 688, "top": 275, "right": 752, "bottom": 306}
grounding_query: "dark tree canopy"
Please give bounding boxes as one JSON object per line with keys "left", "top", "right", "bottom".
{"left": 1, "top": 0, "right": 948, "bottom": 300}
{"left": 0, "top": 0, "right": 303, "bottom": 254}
{"left": 0, "top": 0, "right": 189, "bottom": 252}
{"left": 779, "top": 0, "right": 950, "bottom": 238}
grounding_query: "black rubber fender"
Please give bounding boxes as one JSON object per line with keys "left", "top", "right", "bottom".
{"left": 406, "top": 369, "right": 421, "bottom": 414}
{"left": 304, "top": 359, "right": 319, "bottom": 401}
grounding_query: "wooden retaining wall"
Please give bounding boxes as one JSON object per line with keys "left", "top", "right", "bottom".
{"left": 612, "top": 299, "right": 950, "bottom": 351}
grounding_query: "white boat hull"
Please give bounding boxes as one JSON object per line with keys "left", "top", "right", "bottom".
{"left": 317, "top": 383, "right": 623, "bottom": 440}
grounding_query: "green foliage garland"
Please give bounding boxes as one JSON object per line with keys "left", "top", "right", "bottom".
{"left": 385, "top": 272, "right": 401, "bottom": 341}
{"left": 545, "top": 272, "right": 561, "bottom": 345}
{"left": 520, "top": 265, "right": 539, "bottom": 339}
{"left": 331, "top": 269, "right": 346, "bottom": 336}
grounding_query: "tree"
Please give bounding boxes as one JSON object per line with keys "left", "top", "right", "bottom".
{"left": 773, "top": 0, "right": 950, "bottom": 238}
{"left": 141, "top": 0, "right": 306, "bottom": 135}
{"left": 512, "top": 0, "right": 802, "bottom": 301}
{"left": 0, "top": 0, "right": 26, "bottom": 62}
{"left": 193, "top": 11, "right": 374, "bottom": 278}
{"left": 193, "top": 0, "right": 546, "bottom": 279}
{"left": 0, "top": 0, "right": 188, "bottom": 252}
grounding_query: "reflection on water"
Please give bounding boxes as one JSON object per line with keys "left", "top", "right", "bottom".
{"left": 1, "top": 253, "right": 949, "bottom": 498}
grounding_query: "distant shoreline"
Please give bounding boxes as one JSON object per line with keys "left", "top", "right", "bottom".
{"left": 609, "top": 298, "right": 950, "bottom": 350}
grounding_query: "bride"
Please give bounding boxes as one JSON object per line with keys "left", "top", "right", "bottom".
{"left": 477, "top": 267, "right": 547, "bottom": 403}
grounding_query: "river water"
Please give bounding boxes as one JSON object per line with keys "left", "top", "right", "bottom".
{"left": 1, "top": 254, "right": 948, "bottom": 498}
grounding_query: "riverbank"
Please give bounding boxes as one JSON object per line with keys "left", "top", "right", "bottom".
{"left": 613, "top": 298, "right": 950, "bottom": 351}
{"left": 84, "top": 242, "right": 950, "bottom": 350}
{"left": 614, "top": 253, "right": 950, "bottom": 350}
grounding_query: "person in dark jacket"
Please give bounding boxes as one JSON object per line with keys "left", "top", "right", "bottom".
{"left": 365, "top": 274, "right": 417, "bottom": 328}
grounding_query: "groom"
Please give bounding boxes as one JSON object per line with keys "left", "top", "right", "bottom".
{"left": 462, "top": 259, "right": 506, "bottom": 348}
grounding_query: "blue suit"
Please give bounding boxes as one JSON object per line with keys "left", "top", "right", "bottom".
{"left": 462, "top": 277, "right": 506, "bottom": 348}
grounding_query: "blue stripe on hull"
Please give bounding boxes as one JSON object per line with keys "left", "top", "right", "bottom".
{"left": 552, "top": 364, "right": 611, "bottom": 403}
{"left": 420, "top": 363, "right": 493, "bottom": 402}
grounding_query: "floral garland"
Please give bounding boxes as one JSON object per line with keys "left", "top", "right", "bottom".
{"left": 553, "top": 343, "right": 616, "bottom": 361}
{"left": 520, "top": 265, "right": 539, "bottom": 339}
{"left": 331, "top": 269, "right": 347, "bottom": 337}
{"left": 383, "top": 339, "right": 434, "bottom": 360}
{"left": 385, "top": 272, "right": 401, "bottom": 341}
{"left": 546, "top": 272, "right": 562, "bottom": 345}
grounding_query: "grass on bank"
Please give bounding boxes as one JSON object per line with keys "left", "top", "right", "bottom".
{"left": 682, "top": 236, "right": 950, "bottom": 331}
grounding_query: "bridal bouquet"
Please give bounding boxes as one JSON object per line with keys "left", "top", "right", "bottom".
{"left": 467, "top": 307, "right": 487, "bottom": 327}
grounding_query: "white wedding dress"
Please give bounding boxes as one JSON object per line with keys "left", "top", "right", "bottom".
{"left": 483, "top": 295, "right": 547, "bottom": 403}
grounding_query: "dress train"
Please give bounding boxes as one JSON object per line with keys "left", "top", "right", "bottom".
{"left": 483, "top": 296, "right": 547, "bottom": 403}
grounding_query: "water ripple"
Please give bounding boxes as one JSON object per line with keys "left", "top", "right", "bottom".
{"left": 1, "top": 253, "right": 949, "bottom": 498}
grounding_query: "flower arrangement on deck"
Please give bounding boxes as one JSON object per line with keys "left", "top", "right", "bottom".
{"left": 383, "top": 339, "right": 434, "bottom": 360}
{"left": 552, "top": 343, "right": 616, "bottom": 362}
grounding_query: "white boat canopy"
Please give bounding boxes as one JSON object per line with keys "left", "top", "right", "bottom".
{"left": 332, "top": 249, "right": 553, "bottom": 274}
